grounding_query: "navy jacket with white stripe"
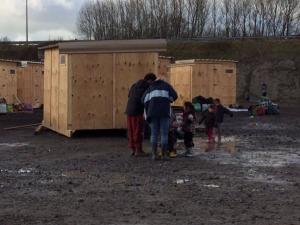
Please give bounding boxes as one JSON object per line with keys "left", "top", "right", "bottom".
{"left": 142, "top": 80, "right": 178, "bottom": 122}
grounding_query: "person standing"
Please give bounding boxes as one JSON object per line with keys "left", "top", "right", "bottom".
{"left": 214, "top": 98, "right": 233, "bottom": 143}
{"left": 126, "top": 73, "right": 157, "bottom": 156}
{"left": 142, "top": 78, "right": 178, "bottom": 160}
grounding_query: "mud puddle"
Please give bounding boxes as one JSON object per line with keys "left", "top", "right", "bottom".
{"left": 0, "top": 142, "right": 29, "bottom": 149}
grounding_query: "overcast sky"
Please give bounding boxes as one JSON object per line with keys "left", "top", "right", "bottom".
{"left": 0, "top": 0, "right": 87, "bottom": 41}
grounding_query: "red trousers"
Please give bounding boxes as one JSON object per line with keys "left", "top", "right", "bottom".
{"left": 127, "top": 115, "right": 144, "bottom": 151}
{"left": 206, "top": 127, "right": 214, "bottom": 142}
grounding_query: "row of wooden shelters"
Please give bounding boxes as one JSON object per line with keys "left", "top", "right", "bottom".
{"left": 0, "top": 59, "right": 44, "bottom": 106}
{"left": 38, "top": 39, "right": 237, "bottom": 137}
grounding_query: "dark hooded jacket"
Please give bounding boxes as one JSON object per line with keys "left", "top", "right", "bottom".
{"left": 215, "top": 104, "right": 233, "bottom": 123}
{"left": 142, "top": 80, "right": 178, "bottom": 122}
{"left": 125, "top": 80, "right": 149, "bottom": 116}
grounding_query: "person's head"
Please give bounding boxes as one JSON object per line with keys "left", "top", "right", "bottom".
{"left": 208, "top": 105, "right": 215, "bottom": 112}
{"left": 214, "top": 98, "right": 221, "bottom": 105}
{"left": 144, "top": 73, "right": 157, "bottom": 84}
{"left": 184, "top": 101, "right": 194, "bottom": 113}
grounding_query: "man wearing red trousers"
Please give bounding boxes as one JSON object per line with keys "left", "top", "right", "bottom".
{"left": 125, "top": 73, "right": 157, "bottom": 156}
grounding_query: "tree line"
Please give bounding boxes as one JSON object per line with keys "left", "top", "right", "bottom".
{"left": 77, "top": 0, "right": 300, "bottom": 40}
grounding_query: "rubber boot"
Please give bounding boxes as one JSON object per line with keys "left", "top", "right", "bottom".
{"left": 162, "top": 144, "right": 170, "bottom": 161}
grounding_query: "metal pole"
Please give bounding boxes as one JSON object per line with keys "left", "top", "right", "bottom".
{"left": 26, "top": 0, "right": 28, "bottom": 43}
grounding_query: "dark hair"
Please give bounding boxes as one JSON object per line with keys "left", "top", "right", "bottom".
{"left": 184, "top": 101, "right": 195, "bottom": 113}
{"left": 144, "top": 73, "right": 157, "bottom": 82}
{"left": 215, "top": 98, "right": 221, "bottom": 104}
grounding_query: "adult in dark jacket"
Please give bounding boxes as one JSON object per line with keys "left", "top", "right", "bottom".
{"left": 125, "top": 73, "right": 157, "bottom": 156}
{"left": 142, "top": 79, "right": 178, "bottom": 160}
{"left": 214, "top": 98, "right": 233, "bottom": 143}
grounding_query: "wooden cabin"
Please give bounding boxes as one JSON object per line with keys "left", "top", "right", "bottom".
{"left": 0, "top": 59, "right": 44, "bottom": 106}
{"left": 40, "top": 39, "right": 166, "bottom": 137}
{"left": 170, "top": 59, "right": 237, "bottom": 106}
{"left": 0, "top": 60, "right": 18, "bottom": 104}
{"left": 17, "top": 61, "right": 44, "bottom": 107}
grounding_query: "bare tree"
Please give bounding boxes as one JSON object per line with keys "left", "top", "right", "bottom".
{"left": 76, "top": 0, "right": 300, "bottom": 40}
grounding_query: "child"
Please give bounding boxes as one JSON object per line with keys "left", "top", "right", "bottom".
{"left": 214, "top": 98, "right": 233, "bottom": 143}
{"left": 200, "top": 105, "right": 216, "bottom": 143}
{"left": 168, "top": 109, "right": 184, "bottom": 158}
{"left": 182, "top": 102, "right": 196, "bottom": 157}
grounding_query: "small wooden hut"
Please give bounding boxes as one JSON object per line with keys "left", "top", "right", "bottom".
{"left": 17, "top": 61, "right": 44, "bottom": 107}
{"left": 0, "top": 60, "right": 18, "bottom": 104}
{"left": 40, "top": 39, "right": 166, "bottom": 137}
{"left": 170, "top": 59, "right": 237, "bottom": 106}
{"left": 0, "top": 60, "right": 44, "bottom": 106}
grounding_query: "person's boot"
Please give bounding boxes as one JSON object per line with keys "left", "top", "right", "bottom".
{"left": 135, "top": 148, "right": 149, "bottom": 157}
{"left": 131, "top": 148, "right": 136, "bottom": 156}
{"left": 184, "top": 148, "right": 193, "bottom": 157}
{"left": 162, "top": 152, "right": 170, "bottom": 161}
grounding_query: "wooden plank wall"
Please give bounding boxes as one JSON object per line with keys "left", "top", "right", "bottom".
{"left": 58, "top": 54, "right": 69, "bottom": 132}
{"left": 170, "top": 62, "right": 237, "bottom": 106}
{"left": 210, "top": 63, "right": 236, "bottom": 105}
{"left": 43, "top": 50, "right": 52, "bottom": 128}
{"left": 193, "top": 62, "right": 237, "bottom": 105}
{"left": 192, "top": 64, "right": 210, "bottom": 99}
{"left": 44, "top": 51, "right": 160, "bottom": 135}
{"left": 50, "top": 49, "right": 60, "bottom": 131}
{"left": 170, "top": 65, "right": 193, "bottom": 106}
{"left": 114, "top": 53, "right": 158, "bottom": 128}
{"left": 158, "top": 57, "right": 171, "bottom": 82}
{"left": 70, "top": 54, "right": 114, "bottom": 130}
{"left": 17, "top": 63, "right": 44, "bottom": 106}
{"left": 0, "top": 61, "right": 18, "bottom": 104}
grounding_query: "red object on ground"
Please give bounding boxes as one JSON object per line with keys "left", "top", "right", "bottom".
{"left": 127, "top": 115, "right": 144, "bottom": 152}
{"left": 256, "top": 107, "right": 267, "bottom": 116}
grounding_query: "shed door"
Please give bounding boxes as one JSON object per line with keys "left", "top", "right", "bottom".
{"left": 70, "top": 54, "right": 114, "bottom": 130}
{"left": 211, "top": 64, "right": 236, "bottom": 105}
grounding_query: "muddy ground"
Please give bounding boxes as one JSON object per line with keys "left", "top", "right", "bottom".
{"left": 0, "top": 108, "right": 300, "bottom": 225}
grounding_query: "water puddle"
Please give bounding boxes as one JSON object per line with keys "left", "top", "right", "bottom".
{"left": 0, "top": 143, "right": 29, "bottom": 149}
{"left": 62, "top": 170, "right": 88, "bottom": 178}
{"left": 18, "top": 168, "right": 34, "bottom": 174}
{"left": 203, "top": 184, "right": 220, "bottom": 188}
{"left": 175, "top": 179, "right": 190, "bottom": 184}
{"left": 246, "top": 169, "right": 288, "bottom": 185}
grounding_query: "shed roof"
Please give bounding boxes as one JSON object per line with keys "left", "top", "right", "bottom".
{"left": 39, "top": 39, "right": 167, "bottom": 54}
{"left": 0, "top": 59, "right": 43, "bottom": 65}
{"left": 175, "top": 59, "right": 238, "bottom": 65}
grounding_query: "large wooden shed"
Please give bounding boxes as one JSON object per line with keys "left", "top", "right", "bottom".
{"left": 40, "top": 39, "right": 166, "bottom": 137}
{"left": 170, "top": 59, "right": 237, "bottom": 106}
{"left": 0, "top": 60, "right": 18, "bottom": 104}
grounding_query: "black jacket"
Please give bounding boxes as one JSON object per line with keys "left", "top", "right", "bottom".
{"left": 215, "top": 104, "right": 233, "bottom": 123}
{"left": 200, "top": 111, "right": 216, "bottom": 128}
{"left": 142, "top": 80, "right": 178, "bottom": 122}
{"left": 125, "top": 80, "right": 149, "bottom": 116}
